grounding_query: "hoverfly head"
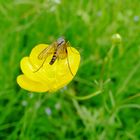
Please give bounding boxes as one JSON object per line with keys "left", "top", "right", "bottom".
{"left": 57, "top": 37, "right": 66, "bottom": 46}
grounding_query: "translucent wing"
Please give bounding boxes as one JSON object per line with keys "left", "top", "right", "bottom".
{"left": 38, "top": 44, "right": 55, "bottom": 60}
{"left": 57, "top": 44, "right": 68, "bottom": 59}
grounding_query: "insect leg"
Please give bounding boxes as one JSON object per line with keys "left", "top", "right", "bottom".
{"left": 66, "top": 41, "right": 79, "bottom": 55}
{"left": 33, "top": 57, "right": 47, "bottom": 73}
{"left": 66, "top": 49, "right": 74, "bottom": 76}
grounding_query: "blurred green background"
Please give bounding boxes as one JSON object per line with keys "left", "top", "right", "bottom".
{"left": 0, "top": 0, "right": 140, "bottom": 139}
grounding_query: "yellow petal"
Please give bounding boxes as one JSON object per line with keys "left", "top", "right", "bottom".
{"left": 20, "top": 56, "right": 53, "bottom": 83}
{"left": 49, "top": 47, "right": 80, "bottom": 91}
{"left": 17, "top": 75, "right": 49, "bottom": 92}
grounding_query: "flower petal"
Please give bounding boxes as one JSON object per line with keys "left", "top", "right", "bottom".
{"left": 49, "top": 47, "right": 80, "bottom": 91}
{"left": 17, "top": 75, "right": 49, "bottom": 92}
{"left": 20, "top": 57, "right": 42, "bottom": 81}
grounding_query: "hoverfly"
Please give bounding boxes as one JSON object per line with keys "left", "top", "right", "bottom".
{"left": 34, "top": 37, "right": 74, "bottom": 76}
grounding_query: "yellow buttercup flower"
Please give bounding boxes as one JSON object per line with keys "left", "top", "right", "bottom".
{"left": 17, "top": 42, "right": 80, "bottom": 92}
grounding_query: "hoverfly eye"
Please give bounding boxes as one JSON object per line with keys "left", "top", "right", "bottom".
{"left": 57, "top": 37, "right": 65, "bottom": 45}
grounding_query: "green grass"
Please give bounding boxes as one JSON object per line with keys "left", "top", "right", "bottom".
{"left": 0, "top": 0, "right": 140, "bottom": 139}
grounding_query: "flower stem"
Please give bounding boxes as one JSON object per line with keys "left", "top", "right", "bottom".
{"left": 68, "top": 90, "right": 102, "bottom": 100}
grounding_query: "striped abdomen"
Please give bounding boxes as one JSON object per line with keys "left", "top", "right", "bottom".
{"left": 49, "top": 51, "right": 57, "bottom": 65}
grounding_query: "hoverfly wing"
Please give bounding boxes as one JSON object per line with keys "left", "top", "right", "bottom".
{"left": 57, "top": 45, "right": 68, "bottom": 59}
{"left": 38, "top": 44, "right": 55, "bottom": 60}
